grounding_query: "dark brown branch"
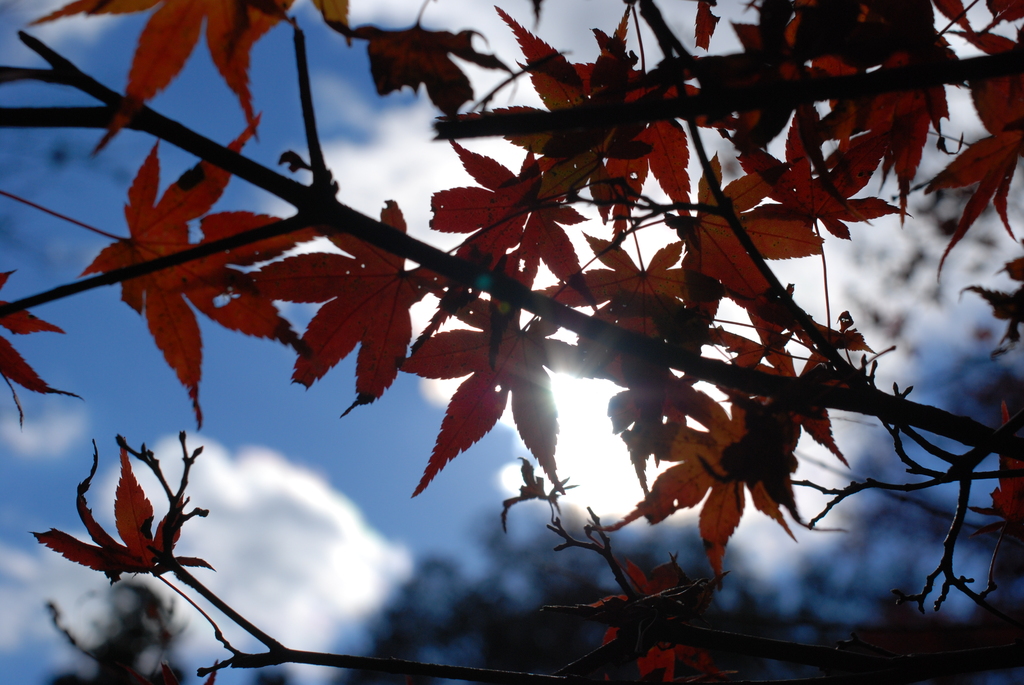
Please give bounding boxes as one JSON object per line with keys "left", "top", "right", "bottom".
{"left": 205, "top": 636, "right": 1024, "bottom": 685}
{"left": 435, "top": 49, "right": 1024, "bottom": 139}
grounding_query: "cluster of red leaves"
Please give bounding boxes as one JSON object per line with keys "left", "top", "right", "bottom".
{"left": 34, "top": 447, "right": 210, "bottom": 582}
{"left": 550, "top": 557, "right": 723, "bottom": 682}
{"left": 28, "top": 0, "right": 1024, "bottom": 600}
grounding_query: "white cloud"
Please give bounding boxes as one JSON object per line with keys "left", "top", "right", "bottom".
{"left": 0, "top": 437, "right": 411, "bottom": 677}
{"left": 0, "top": 403, "right": 88, "bottom": 458}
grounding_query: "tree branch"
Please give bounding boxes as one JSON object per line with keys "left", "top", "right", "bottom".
{"left": 435, "top": 48, "right": 1024, "bottom": 139}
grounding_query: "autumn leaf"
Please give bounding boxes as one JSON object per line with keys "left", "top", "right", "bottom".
{"left": 0, "top": 271, "right": 77, "bottom": 421}
{"left": 255, "top": 201, "right": 431, "bottom": 410}
{"left": 927, "top": 36, "right": 1024, "bottom": 267}
{"left": 821, "top": 52, "right": 950, "bottom": 215}
{"left": 740, "top": 124, "right": 899, "bottom": 241}
{"left": 34, "top": 448, "right": 211, "bottom": 582}
{"left": 431, "top": 143, "right": 586, "bottom": 283}
{"left": 695, "top": 1, "right": 720, "bottom": 51}
{"left": 335, "top": 24, "right": 509, "bottom": 117}
{"left": 311, "top": 0, "right": 347, "bottom": 26}
{"left": 402, "top": 303, "right": 576, "bottom": 495}
{"left": 34, "top": 0, "right": 293, "bottom": 143}
{"left": 965, "top": 259, "right": 1024, "bottom": 354}
{"left": 638, "top": 643, "right": 726, "bottom": 683}
{"left": 546, "top": 237, "right": 723, "bottom": 345}
{"left": 971, "top": 405, "right": 1024, "bottom": 541}
{"left": 497, "top": 7, "right": 586, "bottom": 111}
{"left": 640, "top": 119, "right": 691, "bottom": 207}
{"left": 680, "top": 155, "right": 823, "bottom": 305}
{"left": 610, "top": 398, "right": 801, "bottom": 575}
{"left": 497, "top": 6, "right": 655, "bottom": 229}
{"left": 81, "top": 127, "right": 311, "bottom": 426}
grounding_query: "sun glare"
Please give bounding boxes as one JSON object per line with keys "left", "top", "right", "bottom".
{"left": 496, "top": 373, "right": 659, "bottom": 518}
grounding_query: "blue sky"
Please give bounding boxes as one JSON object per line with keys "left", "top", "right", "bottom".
{"left": 0, "top": 0, "right": 1020, "bottom": 683}
{"left": 0, "top": 2, "right": 535, "bottom": 681}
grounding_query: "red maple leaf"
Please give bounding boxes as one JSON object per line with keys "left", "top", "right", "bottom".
{"left": 695, "top": 1, "right": 721, "bottom": 50}
{"left": 402, "top": 302, "right": 576, "bottom": 496}
{"left": 610, "top": 398, "right": 800, "bottom": 576}
{"left": 255, "top": 201, "right": 431, "bottom": 410}
{"left": 971, "top": 404, "right": 1024, "bottom": 541}
{"left": 432, "top": 143, "right": 586, "bottom": 283}
{"left": 821, "top": 51, "right": 950, "bottom": 215}
{"left": 740, "top": 123, "right": 899, "bottom": 241}
{"left": 0, "top": 271, "right": 76, "bottom": 419}
{"left": 81, "top": 127, "right": 312, "bottom": 426}
{"left": 34, "top": 448, "right": 211, "bottom": 582}
{"left": 680, "top": 155, "right": 823, "bottom": 305}
{"left": 546, "top": 236, "right": 723, "bottom": 343}
{"left": 927, "top": 34, "right": 1024, "bottom": 267}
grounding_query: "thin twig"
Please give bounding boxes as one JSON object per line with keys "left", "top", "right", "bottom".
{"left": 0, "top": 188, "right": 123, "bottom": 240}
{"left": 292, "top": 25, "right": 332, "bottom": 193}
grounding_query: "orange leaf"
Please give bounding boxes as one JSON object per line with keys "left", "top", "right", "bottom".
{"left": 81, "top": 128, "right": 309, "bottom": 426}
{"left": 35, "top": 0, "right": 292, "bottom": 144}
{"left": 682, "top": 156, "right": 823, "bottom": 305}
{"left": 612, "top": 400, "right": 801, "bottom": 575}
{"left": 431, "top": 144, "right": 586, "bottom": 282}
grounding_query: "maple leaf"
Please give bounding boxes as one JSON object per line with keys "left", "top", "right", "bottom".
{"left": 971, "top": 405, "right": 1024, "bottom": 542}
{"left": 638, "top": 643, "right": 726, "bottom": 683}
{"left": 498, "top": 8, "right": 586, "bottom": 111}
{"left": 34, "top": 448, "right": 211, "bottom": 582}
{"left": 311, "top": 0, "right": 347, "bottom": 26}
{"left": 431, "top": 144, "right": 586, "bottom": 283}
{"left": 821, "top": 52, "right": 950, "bottom": 215}
{"left": 497, "top": 7, "right": 657, "bottom": 231}
{"left": 679, "top": 155, "right": 823, "bottom": 305}
{"left": 255, "top": 201, "right": 430, "bottom": 410}
{"left": 546, "top": 237, "right": 723, "bottom": 348}
{"left": 965, "top": 248, "right": 1024, "bottom": 354}
{"left": 0, "top": 271, "right": 77, "bottom": 420}
{"left": 34, "top": 0, "right": 293, "bottom": 143}
{"left": 402, "top": 302, "right": 577, "bottom": 495}
{"left": 335, "top": 24, "right": 509, "bottom": 117}
{"left": 695, "top": 1, "right": 720, "bottom": 51}
{"left": 927, "top": 36, "right": 1024, "bottom": 266}
{"left": 740, "top": 124, "right": 899, "bottom": 241}
{"left": 610, "top": 398, "right": 800, "bottom": 576}
{"left": 81, "top": 128, "right": 311, "bottom": 426}
{"left": 640, "top": 119, "right": 691, "bottom": 207}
